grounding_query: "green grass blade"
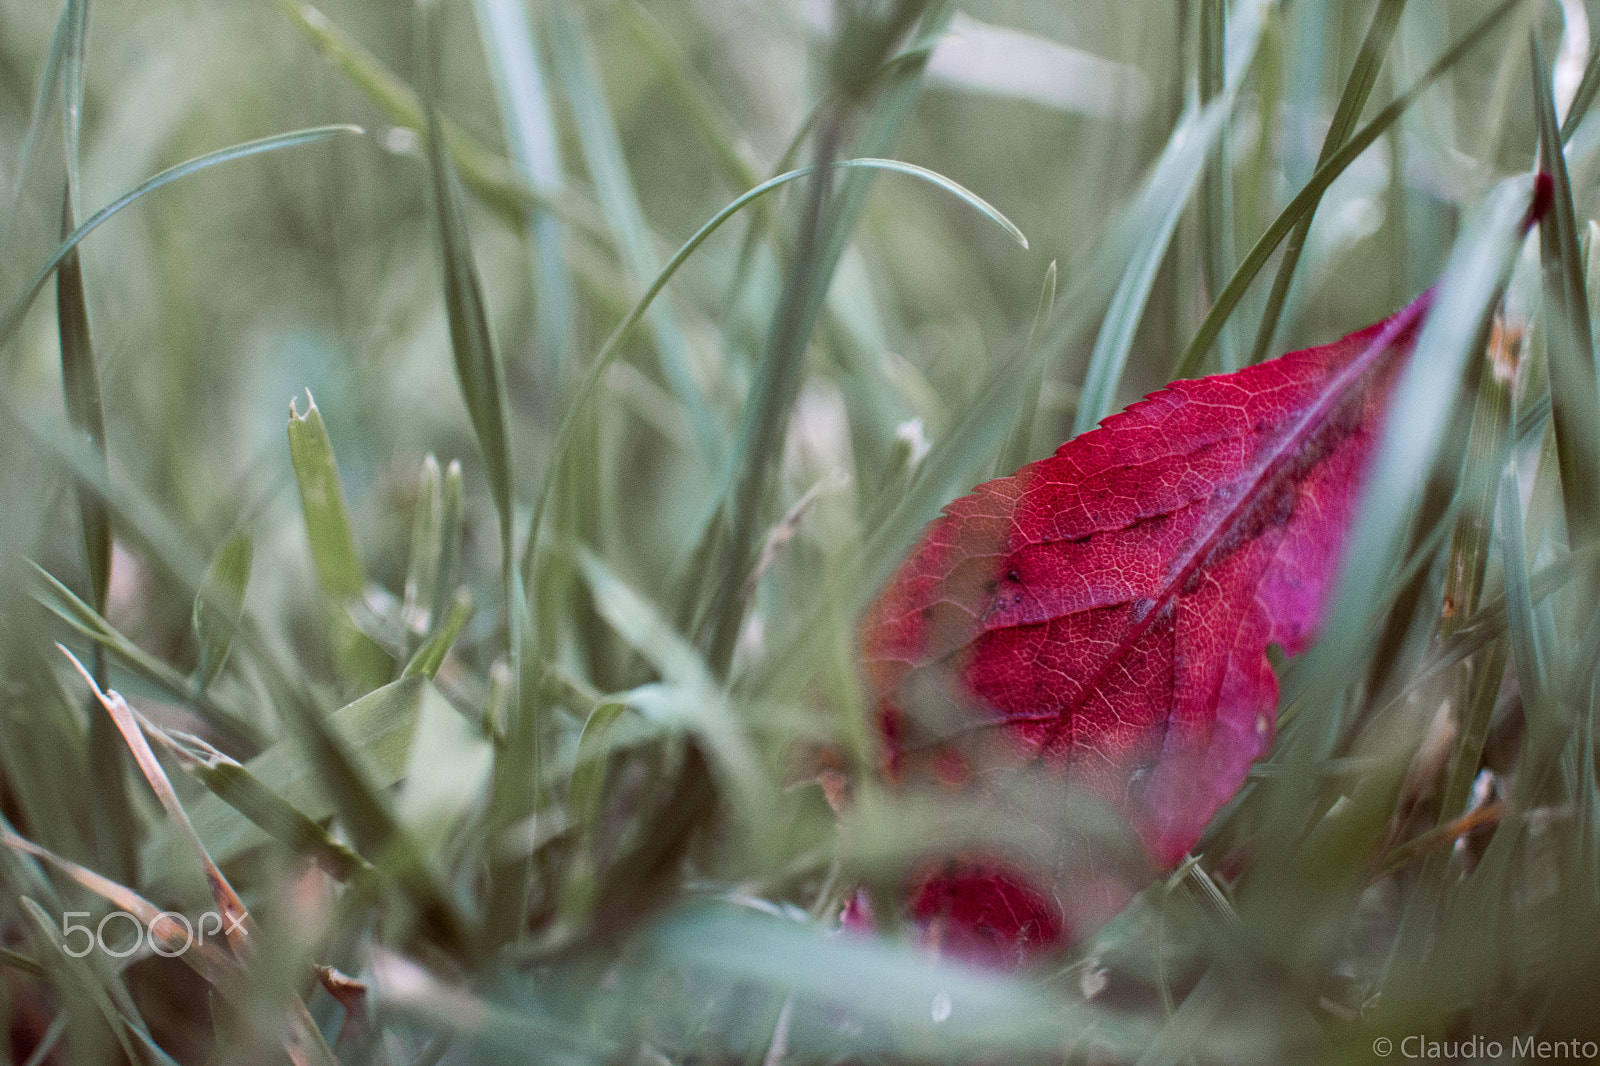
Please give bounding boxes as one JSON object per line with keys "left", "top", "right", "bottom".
{"left": 471, "top": 0, "right": 573, "bottom": 368}
{"left": 0, "top": 124, "right": 362, "bottom": 353}
{"left": 401, "top": 455, "right": 442, "bottom": 638}
{"left": 287, "top": 392, "right": 364, "bottom": 603}
{"left": 1249, "top": 0, "right": 1408, "bottom": 366}
{"left": 1497, "top": 448, "right": 1550, "bottom": 730}
{"left": 996, "top": 260, "right": 1057, "bottom": 474}
{"left": 0, "top": 0, "right": 69, "bottom": 220}
{"left": 546, "top": 1, "right": 717, "bottom": 459}
{"left": 147, "top": 678, "right": 426, "bottom": 871}
{"left": 1422, "top": 326, "right": 1515, "bottom": 882}
{"left": 697, "top": 5, "right": 960, "bottom": 673}
{"left": 1559, "top": 36, "right": 1600, "bottom": 142}
{"left": 31, "top": 564, "right": 263, "bottom": 753}
{"left": 577, "top": 550, "right": 764, "bottom": 812}
{"left": 1173, "top": 0, "right": 1522, "bottom": 379}
{"left": 419, "top": 0, "right": 536, "bottom": 949}
{"left": 1074, "top": 102, "right": 1226, "bottom": 434}
{"left": 1532, "top": 31, "right": 1600, "bottom": 551}
{"left": 402, "top": 588, "right": 472, "bottom": 680}
{"left": 56, "top": 196, "right": 108, "bottom": 617}
{"left": 50, "top": 0, "right": 136, "bottom": 886}
{"left": 434, "top": 458, "right": 465, "bottom": 619}
{"left": 422, "top": 106, "right": 515, "bottom": 566}
{"left": 1297, "top": 173, "right": 1534, "bottom": 763}
{"left": 141, "top": 722, "right": 374, "bottom": 883}
{"left": 516, "top": 158, "right": 1023, "bottom": 592}
{"left": 1197, "top": 0, "right": 1240, "bottom": 372}
{"left": 281, "top": 0, "right": 603, "bottom": 236}
{"left": 266, "top": 676, "right": 474, "bottom": 952}
{"left": 192, "top": 531, "right": 252, "bottom": 692}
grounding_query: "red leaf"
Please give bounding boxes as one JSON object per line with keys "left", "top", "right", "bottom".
{"left": 861, "top": 293, "right": 1433, "bottom": 954}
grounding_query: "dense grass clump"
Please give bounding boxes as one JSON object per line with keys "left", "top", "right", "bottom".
{"left": 2, "top": 0, "right": 1599, "bottom": 1062}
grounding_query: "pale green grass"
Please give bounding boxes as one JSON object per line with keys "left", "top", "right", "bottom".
{"left": 1, "top": 0, "right": 1598, "bottom": 1063}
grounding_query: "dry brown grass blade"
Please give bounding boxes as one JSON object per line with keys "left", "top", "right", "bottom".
{"left": 0, "top": 826, "right": 236, "bottom": 984}
{"left": 58, "top": 645, "right": 342, "bottom": 1066}
{"left": 60, "top": 644, "right": 252, "bottom": 952}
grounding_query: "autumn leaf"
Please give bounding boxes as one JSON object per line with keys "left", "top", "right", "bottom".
{"left": 861, "top": 291, "right": 1435, "bottom": 956}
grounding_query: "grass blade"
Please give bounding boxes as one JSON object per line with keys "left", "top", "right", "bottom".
{"left": 51, "top": 0, "right": 136, "bottom": 883}
{"left": 546, "top": 1, "right": 717, "bottom": 459}
{"left": 1559, "top": 35, "right": 1600, "bottom": 142}
{"left": 31, "top": 563, "right": 263, "bottom": 752}
{"left": 138, "top": 720, "right": 374, "bottom": 883}
{"left": 1073, "top": 101, "right": 1226, "bottom": 434}
{"left": 1532, "top": 31, "right": 1600, "bottom": 550}
{"left": 59, "top": 646, "right": 252, "bottom": 952}
{"left": 996, "top": 260, "right": 1057, "bottom": 474}
{"left": 401, "top": 455, "right": 441, "bottom": 638}
{"left": 1296, "top": 173, "right": 1534, "bottom": 763}
{"left": 433, "top": 458, "right": 464, "bottom": 624}
{"left": 287, "top": 392, "right": 364, "bottom": 603}
{"left": 192, "top": 531, "right": 252, "bottom": 692}
{"left": 471, "top": 0, "right": 573, "bottom": 369}
{"left": 419, "top": 0, "right": 535, "bottom": 950}
{"left": 1173, "top": 0, "right": 1522, "bottom": 379}
{"left": 422, "top": 107, "right": 515, "bottom": 565}
{"left": 516, "top": 158, "right": 1025, "bottom": 594}
{"left": 0, "top": 124, "right": 362, "bottom": 353}
{"left": 1197, "top": 0, "right": 1240, "bottom": 372}
{"left": 402, "top": 588, "right": 472, "bottom": 680}
{"left": 1249, "top": 0, "right": 1409, "bottom": 366}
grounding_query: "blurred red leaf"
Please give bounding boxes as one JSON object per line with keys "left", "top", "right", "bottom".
{"left": 862, "top": 292, "right": 1433, "bottom": 957}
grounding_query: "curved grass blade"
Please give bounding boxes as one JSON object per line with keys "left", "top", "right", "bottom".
{"left": 546, "top": 1, "right": 717, "bottom": 459}
{"left": 516, "top": 158, "right": 1026, "bottom": 592}
{"left": 0, "top": 124, "right": 362, "bottom": 352}
{"left": 1173, "top": 0, "right": 1523, "bottom": 379}
{"left": 1249, "top": 0, "right": 1409, "bottom": 366}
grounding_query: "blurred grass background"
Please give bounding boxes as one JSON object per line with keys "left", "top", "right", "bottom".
{"left": 3, "top": 0, "right": 1600, "bottom": 1062}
